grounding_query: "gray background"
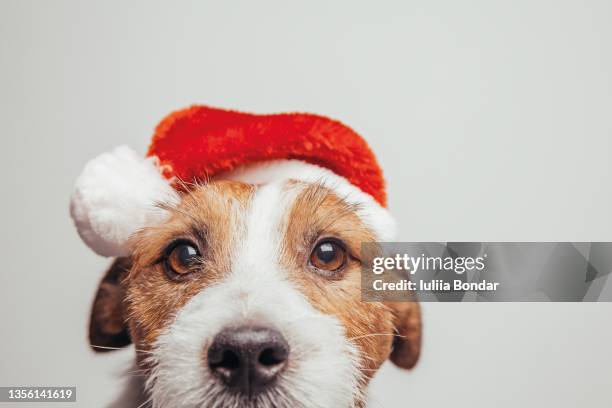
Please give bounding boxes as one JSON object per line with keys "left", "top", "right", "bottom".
{"left": 1, "top": 0, "right": 610, "bottom": 407}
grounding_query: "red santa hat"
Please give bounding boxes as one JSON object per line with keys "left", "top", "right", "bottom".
{"left": 70, "top": 105, "right": 395, "bottom": 257}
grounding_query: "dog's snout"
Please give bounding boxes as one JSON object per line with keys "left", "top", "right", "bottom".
{"left": 207, "top": 326, "right": 289, "bottom": 395}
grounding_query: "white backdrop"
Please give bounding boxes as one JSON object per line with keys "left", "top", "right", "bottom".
{"left": 1, "top": 1, "right": 611, "bottom": 407}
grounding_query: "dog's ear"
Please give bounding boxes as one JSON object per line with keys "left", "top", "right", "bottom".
{"left": 89, "top": 257, "right": 132, "bottom": 352}
{"left": 388, "top": 301, "right": 422, "bottom": 369}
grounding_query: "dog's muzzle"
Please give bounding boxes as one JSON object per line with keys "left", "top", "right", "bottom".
{"left": 207, "top": 326, "right": 290, "bottom": 396}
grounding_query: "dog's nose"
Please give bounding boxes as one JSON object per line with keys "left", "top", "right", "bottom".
{"left": 207, "top": 326, "right": 289, "bottom": 395}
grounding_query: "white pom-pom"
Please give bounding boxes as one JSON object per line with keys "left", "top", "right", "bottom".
{"left": 70, "top": 145, "right": 179, "bottom": 257}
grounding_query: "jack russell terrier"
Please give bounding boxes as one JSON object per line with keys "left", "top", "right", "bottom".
{"left": 71, "top": 106, "right": 421, "bottom": 408}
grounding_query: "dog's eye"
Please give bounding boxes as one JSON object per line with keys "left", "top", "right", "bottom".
{"left": 164, "top": 241, "right": 200, "bottom": 277}
{"left": 309, "top": 240, "right": 347, "bottom": 274}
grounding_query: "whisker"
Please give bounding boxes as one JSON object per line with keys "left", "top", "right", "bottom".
{"left": 89, "top": 344, "right": 156, "bottom": 355}
{"left": 135, "top": 395, "right": 153, "bottom": 408}
{"left": 89, "top": 344, "right": 124, "bottom": 351}
{"left": 348, "top": 333, "right": 407, "bottom": 341}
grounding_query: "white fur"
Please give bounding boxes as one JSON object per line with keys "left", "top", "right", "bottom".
{"left": 146, "top": 183, "right": 363, "bottom": 408}
{"left": 220, "top": 160, "right": 396, "bottom": 241}
{"left": 69, "top": 146, "right": 179, "bottom": 257}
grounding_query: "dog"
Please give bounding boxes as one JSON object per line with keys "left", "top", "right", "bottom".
{"left": 74, "top": 107, "right": 421, "bottom": 407}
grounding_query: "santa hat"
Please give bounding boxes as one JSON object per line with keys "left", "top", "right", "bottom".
{"left": 70, "top": 105, "right": 396, "bottom": 257}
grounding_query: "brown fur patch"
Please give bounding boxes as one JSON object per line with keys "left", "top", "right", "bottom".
{"left": 89, "top": 257, "right": 132, "bottom": 350}
{"left": 124, "top": 181, "right": 254, "bottom": 358}
{"left": 280, "top": 182, "right": 396, "bottom": 381}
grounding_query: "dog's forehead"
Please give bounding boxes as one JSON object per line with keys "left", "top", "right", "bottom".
{"left": 165, "top": 180, "right": 378, "bottom": 277}
{"left": 176, "top": 178, "right": 363, "bottom": 232}
{"left": 129, "top": 178, "right": 370, "bottom": 277}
